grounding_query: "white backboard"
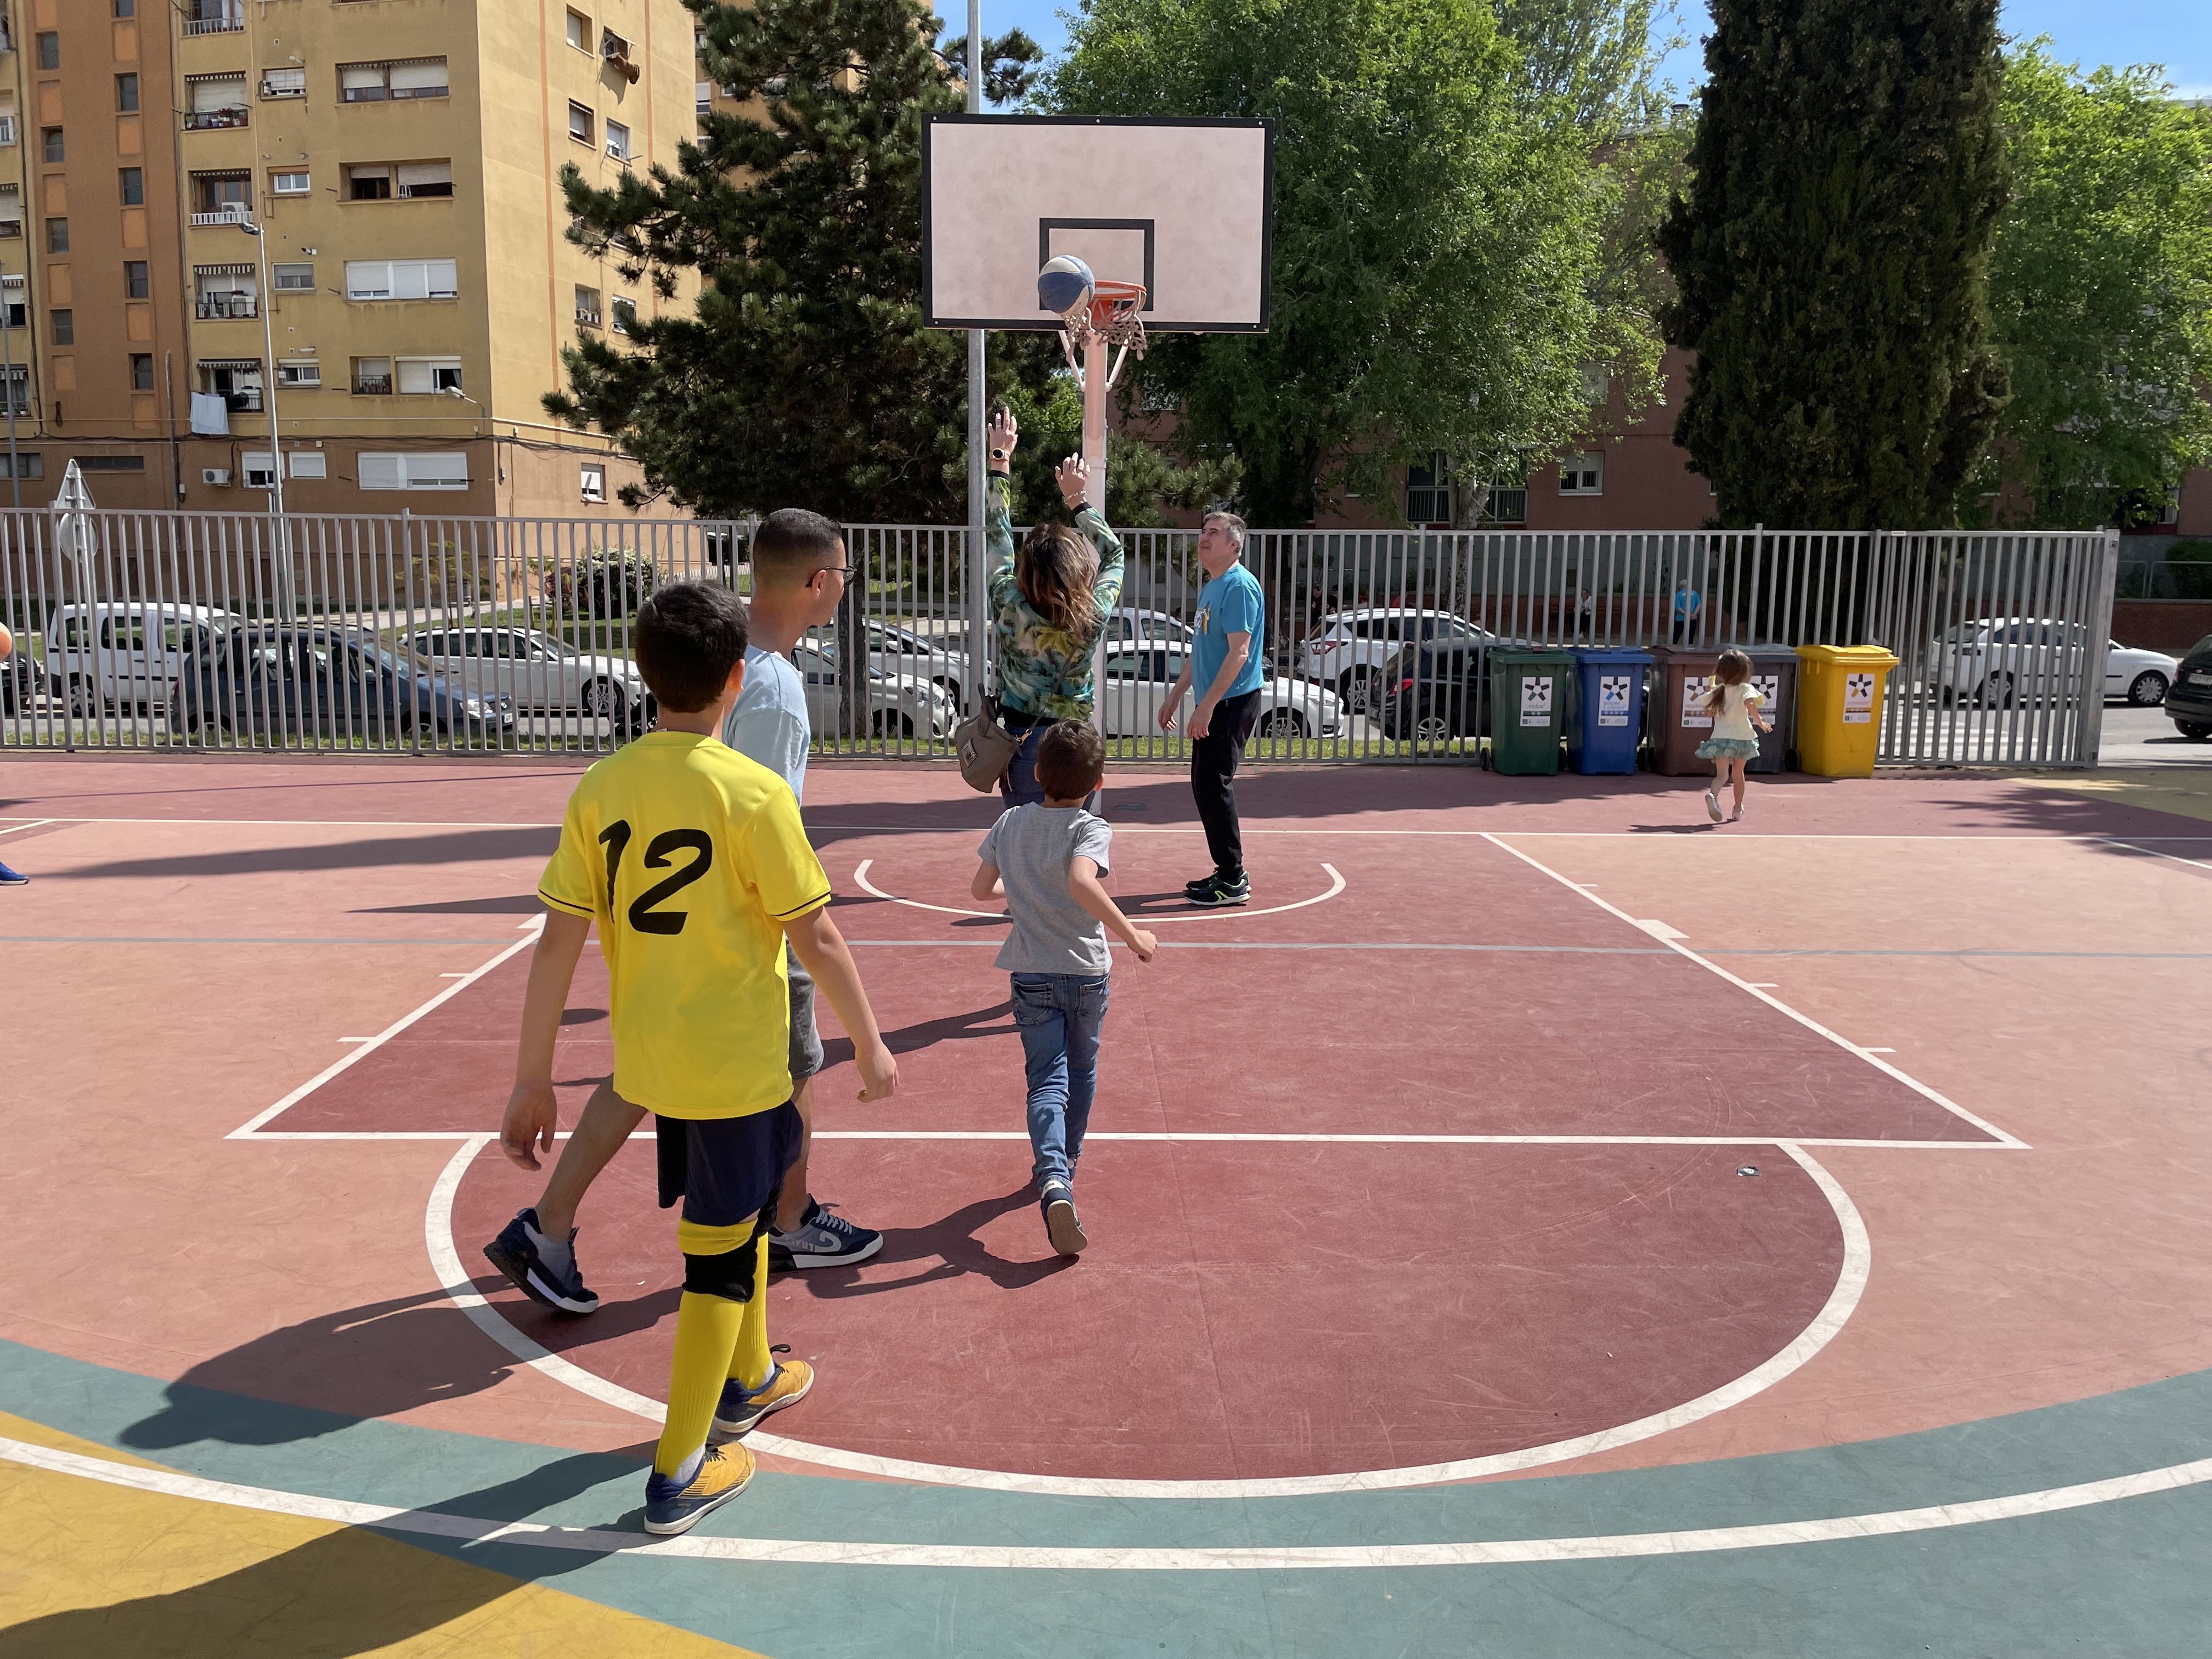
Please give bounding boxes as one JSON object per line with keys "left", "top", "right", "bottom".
{"left": 922, "top": 116, "right": 1273, "bottom": 333}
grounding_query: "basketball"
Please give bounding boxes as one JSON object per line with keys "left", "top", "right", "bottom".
{"left": 1036, "top": 254, "right": 1096, "bottom": 320}
{"left": 0, "top": 620, "right": 12, "bottom": 662}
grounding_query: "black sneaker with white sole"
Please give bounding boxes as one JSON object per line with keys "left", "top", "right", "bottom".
{"left": 483, "top": 1207, "right": 600, "bottom": 1314}
{"left": 1184, "top": 872, "right": 1251, "bottom": 907}
{"left": 766, "top": 1198, "right": 884, "bottom": 1271}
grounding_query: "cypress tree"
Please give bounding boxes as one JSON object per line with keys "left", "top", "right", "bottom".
{"left": 1657, "top": 0, "right": 2010, "bottom": 528}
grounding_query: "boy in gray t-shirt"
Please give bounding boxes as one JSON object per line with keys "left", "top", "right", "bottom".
{"left": 973, "top": 721, "right": 1156, "bottom": 1256}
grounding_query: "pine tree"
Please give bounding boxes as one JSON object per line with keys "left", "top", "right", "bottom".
{"left": 1657, "top": 0, "right": 2010, "bottom": 528}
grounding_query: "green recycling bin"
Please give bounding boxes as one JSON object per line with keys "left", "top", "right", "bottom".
{"left": 1486, "top": 647, "right": 1575, "bottom": 774}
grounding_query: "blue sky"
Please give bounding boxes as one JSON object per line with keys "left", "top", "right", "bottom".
{"left": 940, "top": 0, "right": 2212, "bottom": 101}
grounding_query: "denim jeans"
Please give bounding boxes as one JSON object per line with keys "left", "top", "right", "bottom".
{"left": 1010, "top": 972, "right": 1110, "bottom": 1188}
{"left": 1000, "top": 719, "right": 1101, "bottom": 812}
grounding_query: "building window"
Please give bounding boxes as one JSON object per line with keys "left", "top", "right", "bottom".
{"left": 566, "top": 9, "right": 591, "bottom": 50}
{"left": 358, "top": 452, "right": 469, "bottom": 491}
{"left": 276, "top": 360, "right": 321, "bottom": 388}
{"left": 272, "top": 171, "right": 311, "bottom": 196}
{"left": 696, "top": 81, "right": 714, "bottom": 116}
{"left": 184, "top": 76, "right": 250, "bottom": 131}
{"left": 272, "top": 262, "right": 315, "bottom": 291}
{"left": 42, "top": 129, "right": 64, "bottom": 165}
{"left": 287, "top": 450, "right": 328, "bottom": 479}
{"left": 242, "top": 452, "right": 280, "bottom": 489}
{"left": 73, "top": 455, "right": 148, "bottom": 472}
{"left": 120, "top": 167, "right": 144, "bottom": 206}
{"left": 261, "top": 67, "right": 307, "bottom": 100}
{"left": 115, "top": 1, "right": 137, "bottom": 16}
{"left": 600, "top": 29, "right": 633, "bottom": 64}
{"left": 185, "top": 0, "right": 243, "bottom": 35}
{"left": 0, "top": 452, "right": 44, "bottom": 481}
{"left": 35, "top": 33, "right": 58, "bottom": 71}
{"left": 343, "top": 258, "right": 459, "bottom": 301}
{"left": 124, "top": 261, "right": 150, "bottom": 300}
{"left": 0, "top": 110, "right": 16, "bottom": 148}
{"left": 194, "top": 267, "right": 257, "bottom": 319}
{"left": 1404, "top": 454, "right": 1451, "bottom": 524}
{"left": 605, "top": 120, "right": 630, "bottom": 161}
{"left": 574, "top": 284, "right": 601, "bottom": 327}
{"left": 397, "top": 161, "right": 453, "bottom": 199}
{"left": 351, "top": 357, "right": 393, "bottom": 394}
{"left": 338, "top": 59, "right": 450, "bottom": 103}
{"left": 45, "top": 219, "right": 66, "bottom": 254}
{"left": 1581, "top": 360, "right": 1611, "bottom": 405}
{"left": 397, "top": 356, "right": 462, "bottom": 394}
{"left": 611, "top": 296, "right": 636, "bottom": 335}
{"left": 0, "top": 187, "right": 17, "bottom": 237}
{"left": 202, "top": 361, "right": 264, "bottom": 411}
{"left": 115, "top": 74, "right": 142, "bottom": 114}
{"left": 346, "top": 165, "right": 392, "bottom": 202}
{"left": 580, "top": 462, "right": 606, "bottom": 503}
{"left": 2, "top": 297, "right": 20, "bottom": 330}
{"left": 52, "top": 310, "right": 72, "bottom": 347}
{"left": 0, "top": 369, "right": 28, "bottom": 419}
{"left": 567, "top": 102, "right": 595, "bottom": 145}
{"left": 131, "top": 354, "right": 156, "bottom": 392}
{"left": 1558, "top": 451, "right": 1604, "bottom": 495}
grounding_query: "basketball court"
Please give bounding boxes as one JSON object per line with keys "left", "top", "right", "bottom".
{"left": 4, "top": 752, "right": 2212, "bottom": 1655}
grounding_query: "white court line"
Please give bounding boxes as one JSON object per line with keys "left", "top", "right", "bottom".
{"left": 226, "top": 923, "right": 544, "bottom": 1140}
{"left": 235, "top": 1128, "right": 2019, "bottom": 1149}
{"left": 423, "top": 1138, "right": 1876, "bottom": 1499}
{"left": 2101, "top": 838, "right": 2212, "bottom": 873}
{"left": 8, "top": 1430, "right": 2208, "bottom": 1570}
{"left": 1482, "top": 833, "right": 2028, "bottom": 1151}
{"left": 853, "top": 857, "right": 1347, "bottom": 923}
{"left": 0, "top": 817, "right": 53, "bottom": 838}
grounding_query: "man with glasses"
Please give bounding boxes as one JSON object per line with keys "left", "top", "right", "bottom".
{"left": 484, "top": 511, "right": 884, "bottom": 1317}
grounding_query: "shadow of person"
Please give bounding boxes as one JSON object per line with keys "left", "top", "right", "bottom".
{"left": 120, "top": 1289, "right": 674, "bottom": 1452}
{"left": 791, "top": 1185, "right": 1075, "bottom": 1301}
{"left": 817, "top": 999, "right": 1013, "bottom": 1069}
{"left": 0, "top": 1449, "right": 662, "bottom": 1659}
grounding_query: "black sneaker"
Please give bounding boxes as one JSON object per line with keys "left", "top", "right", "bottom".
{"left": 1185, "top": 872, "right": 1251, "bottom": 908}
{"left": 1040, "top": 1182, "right": 1088, "bottom": 1256}
{"left": 483, "top": 1207, "right": 600, "bottom": 1314}
{"left": 766, "top": 1198, "right": 883, "bottom": 1271}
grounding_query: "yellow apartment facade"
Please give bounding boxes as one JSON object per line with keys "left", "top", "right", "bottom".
{"left": 0, "top": 0, "right": 697, "bottom": 516}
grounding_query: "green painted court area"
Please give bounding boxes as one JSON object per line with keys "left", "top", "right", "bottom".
{"left": 4, "top": 754, "right": 2212, "bottom": 1657}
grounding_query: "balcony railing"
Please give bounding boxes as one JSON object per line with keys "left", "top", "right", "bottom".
{"left": 352, "top": 377, "right": 393, "bottom": 396}
{"left": 196, "top": 294, "right": 259, "bottom": 320}
{"left": 575, "top": 308, "right": 602, "bottom": 328}
{"left": 185, "top": 5, "right": 245, "bottom": 35}
{"left": 184, "top": 106, "right": 250, "bottom": 132}
{"left": 1480, "top": 488, "right": 1530, "bottom": 526}
{"left": 0, "top": 221, "right": 19, "bottom": 241}
{"left": 221, "top": 391, "right": 264, "bottom": 413}
{"left": 0, "top": 118, "right": 15, "bottom": 146}
{"left": 190, "top": 206, "right": 253, "bottom": 228}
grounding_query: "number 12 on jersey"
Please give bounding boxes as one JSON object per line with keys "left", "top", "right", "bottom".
{"left": 598, "top": 820, "right": 712, "bottom": 935}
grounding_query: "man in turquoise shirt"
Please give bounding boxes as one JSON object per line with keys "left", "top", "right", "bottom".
{"left": 1158, "top": 512, "right": 1265, "bottom": 906}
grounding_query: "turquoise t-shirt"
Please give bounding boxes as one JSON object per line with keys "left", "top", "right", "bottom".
{"left": 1193, "top": 563, "right": 1266, "bottom": 699}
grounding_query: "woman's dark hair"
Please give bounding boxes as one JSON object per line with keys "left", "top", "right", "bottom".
{"left": 1017, "top": 523, "right": 1102, "bottom": 638}
{"left": 1705, "top": 647, "right": 1752, "bottom": 712}
{"left": 635, "top": 581, "right": 749, "bottom": 712}
{"left": 1035, "top": 719, "right": 1105, "bottom": 802}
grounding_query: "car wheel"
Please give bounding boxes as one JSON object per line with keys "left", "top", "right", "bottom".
{"left": 1413, "top": 713, "right": 1451, "bottom": 744}
{"left": 65, "top": 676, "right": 109, "bottom": 719}
{"left": 1257, "top": 707, "right": 1305, "bottom": 738}
{"left": 2127, "top": 670, "right": 2169, "bottom": 707}
{"left": 1338, "top": 669, "right": 1381, "bottom": 716}
{"left": 1978, "top": 672, "right": 2016, "bottom": 708}
{"left": 581, "top": 679, "right": 619, "bottom": 720}
{"left": 2176, "top": 720, "right": 2212, "bottom": 742}
{"left": 872, "top": 709, "right": 915, "bottom": 739}
{"left": 933, "top": 676, "right": 965, "bottom": 713}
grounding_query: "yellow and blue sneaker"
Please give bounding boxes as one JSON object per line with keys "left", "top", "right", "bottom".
{"left": 643, "top": 1442, "right": 754, "bottom": 1536}
{"left": 713, "top": 1353, "right": 815, "bottom": 1436}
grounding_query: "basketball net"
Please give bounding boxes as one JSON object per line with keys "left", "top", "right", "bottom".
{"left": 1056, "top": 279, "right": 1147, "bottom": 391}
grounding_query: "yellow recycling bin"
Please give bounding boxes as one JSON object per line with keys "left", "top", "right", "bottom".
{"left": 1793, "top": 644, "right": 1899, "bottom": 777}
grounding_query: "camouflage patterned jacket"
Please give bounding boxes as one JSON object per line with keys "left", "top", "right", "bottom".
{"left": 984, "top": 472, "right": 1125, "bottom": 720}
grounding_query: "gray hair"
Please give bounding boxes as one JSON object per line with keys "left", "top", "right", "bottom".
{"left": 1203, "top": 510, "right": 1247, "bottom": 549}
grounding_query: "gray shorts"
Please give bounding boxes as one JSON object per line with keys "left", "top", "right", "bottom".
{"left": 787, "top": 945, "right": 823, "bottom": 1084}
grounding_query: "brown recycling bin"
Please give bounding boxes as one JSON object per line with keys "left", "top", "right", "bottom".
{"left": 1645, "top": 644, "right": 1799, "bottom": 776}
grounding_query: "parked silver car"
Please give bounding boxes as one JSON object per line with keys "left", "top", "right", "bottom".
{"left": 790, "top": 639, "right": 957, "bottom": 739}
{"left": 406, "top": 625, "right": 649, "bottom": 723}
{"left": 1097, "top": 644, "right": 1342, "bottom": 738}
{"left": 1299, "top": 607, "right": 1495, "bottom": 715}
{"left": 807, "top": 621, "right": 977, "bottom": 712}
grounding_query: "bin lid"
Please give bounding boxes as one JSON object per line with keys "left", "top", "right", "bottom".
{"left": 1796, "top": 643, "right": 1900, "bottom": 668}
{"left": 1491, "top": 646, "right": 1578, "bottom": 666}
{"left": 1569, "top": 646, "right": 1654, "bottom": 665}
{"left": 1726, "top": 642, "right": 1801, "bottom": 663}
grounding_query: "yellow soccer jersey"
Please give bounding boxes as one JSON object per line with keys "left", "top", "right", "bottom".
{"left": 537, "top": 731, "right": 832, "bottom": 1120}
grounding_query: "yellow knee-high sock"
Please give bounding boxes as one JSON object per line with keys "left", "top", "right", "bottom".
{"left": 725, "top": 1233, "right": 772, "bottom": 1392}
{"left": 655, "top": 1290, "right": 741, "bottom": 1476}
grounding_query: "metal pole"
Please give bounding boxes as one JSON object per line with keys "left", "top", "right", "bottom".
{"left": 247, "top": 222, "right": 289, "bottom": 613}
{"left": 965, "top": 0, "right": 987, "bottom": 699}
{"left": 1, "top": 296, "right": 17, "bottom": 507}
{"left": 1082, "top": 328, "right": 1108, "bottom": 736}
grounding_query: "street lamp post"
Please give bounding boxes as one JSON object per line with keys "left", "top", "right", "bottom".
{"left": 234, "top": 218, "right": 292, "bottom": 616}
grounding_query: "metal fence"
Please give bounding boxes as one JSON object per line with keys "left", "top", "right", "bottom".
{"left": 0, "top": 506, "right": 2118, "bottom": 768}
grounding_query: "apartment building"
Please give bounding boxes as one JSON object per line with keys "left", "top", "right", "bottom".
{"left": 0, "top": 0, "right": 696, "bottom": 515}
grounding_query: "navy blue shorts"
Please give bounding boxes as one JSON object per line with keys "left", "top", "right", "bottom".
{"left": 655, "top": 1099, "right": 803, "bottom": 1228}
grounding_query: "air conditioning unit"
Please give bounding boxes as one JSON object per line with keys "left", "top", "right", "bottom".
{"left": 600, "top": 30, "right": 640, "bottom": 82}
{"left": 202, "top": 468, "right": 232, "bottom": 487}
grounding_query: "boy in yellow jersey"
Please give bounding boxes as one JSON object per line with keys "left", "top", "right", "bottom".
{"left": 503, "top": 581, "right": 898, "bottom": 1536}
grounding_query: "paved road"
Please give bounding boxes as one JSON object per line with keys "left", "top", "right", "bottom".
{"left": 2096, "top": 702, "right": 2212, "bottom": 768}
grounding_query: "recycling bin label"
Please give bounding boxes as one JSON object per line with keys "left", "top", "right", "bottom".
{"left": 1520, "top": 675, "right": 1554, "bottom": 727}
{"left": 1597, "top": 674, "right": 1633, "bottom": 728}
{"left": 1755, "top": 673, "right": 1780, "bottom": 710}
{"left": 1843, "top": 671, "right": 1875, "bottom": 724}
{"left": 1681, "top": 675, "right": 1713, "bottom": 729}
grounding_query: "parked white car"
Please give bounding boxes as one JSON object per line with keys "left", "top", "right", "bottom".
{"left": 1105, "top": 608, "right": 1195, "bottom": 650}
{"left": 807, "top": 621, "right": 976, "bottom": 712}
{"left": 1928, "top": 618, "right": 2172, "bottom": 707}
{"left": 406, "top": 625, "right": 649, "bottom": 722}
{"left": 44, "top": 602, "right": 239, "bottom": 714}
{"left": 1096, "top": 643, "right": 1342, "bottom": 739}
{"left": 2104, "top": 641, "right": 2178, "bottom": 706}
{"left": 1299, "top": 607, "right": 1495, "bottom": 715}
{"left": 789, "top": 639, "right": 957, "bottom": 739}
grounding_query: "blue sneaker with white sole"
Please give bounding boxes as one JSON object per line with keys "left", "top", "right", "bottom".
{"left": 483, "top": 1207, "right": 600, "bottom": 1315}
{"left": 0, "top": 862, "right": 26, "bottom": 886}
{"left": 643, "top": 1443, "right": 754, "bottom": 1536}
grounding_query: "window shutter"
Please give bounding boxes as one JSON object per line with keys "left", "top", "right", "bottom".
{"left": 191, "top": 76, "right": 246, "bottom": 112}
{"left": 396, "top": 358, "right": 435, "bottom": 394}
{"left": 388, "top": 60, "right": 449, "bottom": 93}
{"left": 407, "top": 453, "right": 469, "bottom": 489}
{"left": 358, "top": 453, "right": 406, "bottom": 490}
{"left": 396, "top": 161, "right": 451, "bottom": 194}
{"left": 425, "top": 259, "right": 457, "bottom": 298}
{"left": 339, "top": 64, "right": 385, "bottom": 92}
{"left": 344, "top": 260, "right": 390, "bottom": 299}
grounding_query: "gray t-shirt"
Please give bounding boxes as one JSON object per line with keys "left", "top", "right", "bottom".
{"left": 979, "top": 804, "right": 1113, "bottom": 975}
{"left": 720, "top": 645, "right": 810, "bottom": 800}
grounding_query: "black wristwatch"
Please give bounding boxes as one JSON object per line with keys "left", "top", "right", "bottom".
{"left": 989, "top": 448, "right": 1007, "bottom": 462}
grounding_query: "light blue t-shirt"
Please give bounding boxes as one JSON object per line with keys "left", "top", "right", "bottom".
{"left": 1193, "top": 562, "right": 1266, "bottom": 699}
{"left": 720, "top": 645, "right": 810, "bottom": 800}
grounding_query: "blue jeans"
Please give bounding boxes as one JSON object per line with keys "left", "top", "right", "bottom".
{"left": 1000, "top": 718, "right": 1101, "bottom": 811}
{"left": 1011, "top": 973, "right": 1110, "bottom": 1188}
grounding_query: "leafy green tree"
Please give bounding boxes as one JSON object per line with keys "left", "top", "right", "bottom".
{"left": 1051, "top": 0, "right": 1646, "bottom": 526}
{"left": 1658, "top": 0, "right": 2010, "bottom": 528}
{"left": 544, "top": 0, "right": 1046, "bottom": 520}
{"left": 1972, "top": 43, "right": 2212, "bottom": 529}
{"left": 995, "top": 375, "right": 1244, "bottom": 527}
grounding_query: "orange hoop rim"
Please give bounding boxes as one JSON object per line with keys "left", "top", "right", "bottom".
{"left": 1084, "top": 279, "right": 1147, "bottom": 330}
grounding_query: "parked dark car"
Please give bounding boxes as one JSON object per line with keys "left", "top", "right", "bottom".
{"left": 2165, "top": 635, "right": 2212, "bottom": 741}
{"left": 1382, "top": 638, "right": 1490, "bottom": 743}
{"left": 172, "top": 626, "right": 515, "bottom": 740}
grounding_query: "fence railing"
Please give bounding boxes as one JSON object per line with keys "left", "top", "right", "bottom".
{"left": 0, "top": 508, "right": 2118, "bottom": 768}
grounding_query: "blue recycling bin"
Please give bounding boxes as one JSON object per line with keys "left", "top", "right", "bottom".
{"left": 1566, "top": 646, "right": 1653, "bottom": 774}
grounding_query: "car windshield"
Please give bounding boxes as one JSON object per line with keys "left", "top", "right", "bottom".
{"left": 532, "top": 635, "right": 580, "bottom": 660}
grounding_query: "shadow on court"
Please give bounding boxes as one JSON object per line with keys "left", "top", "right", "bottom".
{"left": 48, "top": 827, "right": 558, "bottom": 883}
{"left": 788, "top": 1186, "right": 1075, "bottom": 1301}
{"left": 819, "top": 998, "right": 1012, "bottom": 1071}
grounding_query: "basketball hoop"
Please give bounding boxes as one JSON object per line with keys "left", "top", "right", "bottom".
{"left": 1057, "top": 279, "right": 1148, "bottom": 388}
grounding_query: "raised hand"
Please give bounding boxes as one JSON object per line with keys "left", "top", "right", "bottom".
{"left": 988, "top": 408, "right": 1019, "bottom": 468}
{"left": 1056, "top": 453, "right": 1091, "bottom": 508}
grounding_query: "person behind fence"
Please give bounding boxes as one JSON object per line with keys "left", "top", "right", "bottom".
{"left": 984, "top": 407, "right": 1125, "bottom": 806}
{"left": 971, "top": 720, "right": 1156, "bottom": 1256}
{"left": 1696, "top": 647, "right": 1771, "bottom": 825}
{"left": 497, "top": 580, "right": 898, "bottom": 1536}
{"left": 1156, "top": 512, "right": 1264, "bottom": 907}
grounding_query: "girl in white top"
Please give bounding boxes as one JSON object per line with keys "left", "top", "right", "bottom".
{"left": 1695, "top": 648, "right": 1771, "bottom": 823}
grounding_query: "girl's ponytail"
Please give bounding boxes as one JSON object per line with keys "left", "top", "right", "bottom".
{"left": 1705, "top": 647, "right": 1752, "bottom": 713}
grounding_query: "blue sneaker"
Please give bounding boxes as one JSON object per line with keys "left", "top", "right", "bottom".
{"left": 0, "top": 862, "right": 25, "bottom": 886}
{"left": 483, "top": 1207, "right": 600, "bottom": 1314}
{"left": 766, "top": 1198, "right": 882, "bottom": 1271}
{"left": 713, "top": 1350, "right": 815, "bottom": 1436}
{"left": 643, "top": 1443, "right": 754, "bottom": 1536}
